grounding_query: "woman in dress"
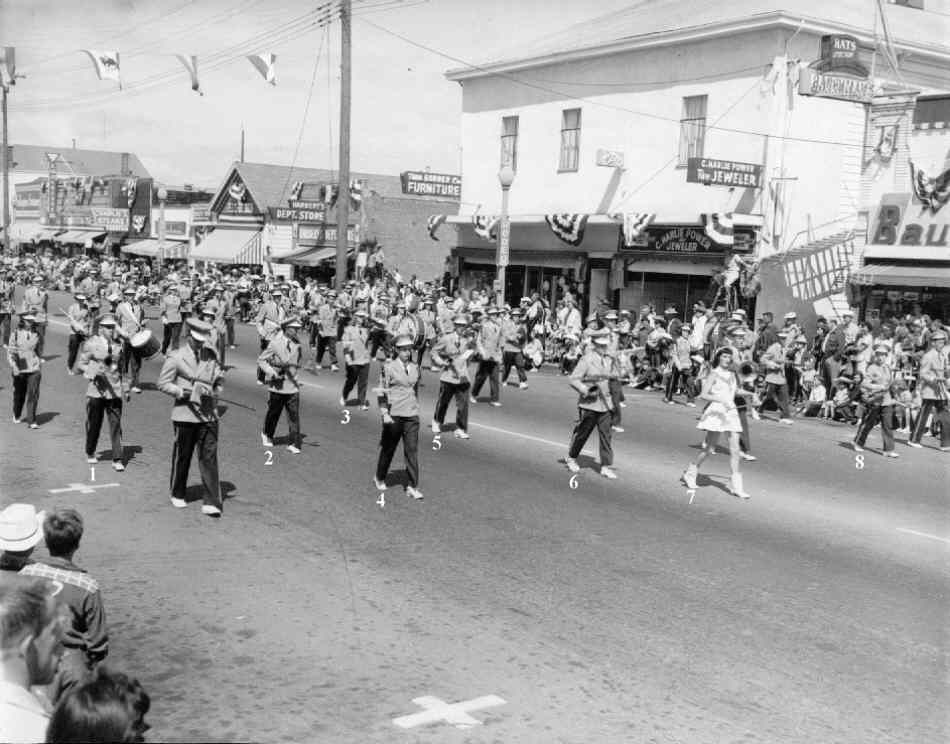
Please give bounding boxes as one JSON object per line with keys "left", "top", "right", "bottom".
{"left": 681, "top": 346, "right": 751, "bottom": 499}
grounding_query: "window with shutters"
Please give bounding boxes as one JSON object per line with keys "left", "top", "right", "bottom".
{"left": 500, "top": 115, "right": 519, "bottom": 171}
{"left": 558, "top": 108, "right": 581, "bottom": 172}
{"left": 678, "top": 95, "right": 707, "bottom": 166}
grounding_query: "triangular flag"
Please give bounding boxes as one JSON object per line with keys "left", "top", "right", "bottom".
{"left": 247, "top": 53, "right": 277, "bottom": 86}
{"left": 0, "top": 47, "right": 15, "bottom": 89}
{"left": 176, "top": 54, "right": 202, "bottom": 95}
{"left": 81, "top": 50, "right": 121, "bottom": 88}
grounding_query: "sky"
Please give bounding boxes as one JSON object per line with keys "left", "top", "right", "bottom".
{"left": 1, "top": 0, "right": 634, "bottom": 188}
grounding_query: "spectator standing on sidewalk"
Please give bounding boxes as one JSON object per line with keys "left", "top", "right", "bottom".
{"left": 46, "top": 667, "right": 151, "bottom": 744}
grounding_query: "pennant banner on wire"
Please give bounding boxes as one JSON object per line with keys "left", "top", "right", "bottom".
{"left": 247, "top": 53, "right": 277, "bottom": 86}
{"left": 82, "top": 50, "right": 121, "bottom": 88}
{"left": 176, "top": 54, "right": 202, "bottom": 95}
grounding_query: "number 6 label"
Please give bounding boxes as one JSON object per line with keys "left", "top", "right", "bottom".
{"left": 569, "top": 474, "right": 579, "bottom": 490}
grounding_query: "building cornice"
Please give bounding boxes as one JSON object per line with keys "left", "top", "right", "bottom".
{"left": 446, "top": 12, "right": 950, "bottom": 82}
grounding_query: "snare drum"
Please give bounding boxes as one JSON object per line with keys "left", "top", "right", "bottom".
{"left": 130, "top": 329, "right": 161, "bottom": 360}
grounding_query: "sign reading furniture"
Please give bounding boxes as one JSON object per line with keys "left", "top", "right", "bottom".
{"left": 686, "top": 158, "right": 763, "bottom": 188}
{"left": 400, "top": 171, "right": 461, "bottom": 199}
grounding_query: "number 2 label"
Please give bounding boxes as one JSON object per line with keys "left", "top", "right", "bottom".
{"left": 265, "top": 451, "right": 273, "bottom": 466}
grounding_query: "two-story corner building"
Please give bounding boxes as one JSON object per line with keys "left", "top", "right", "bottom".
{"left": 440, "top": 0, "right": 950, "bottom": 323}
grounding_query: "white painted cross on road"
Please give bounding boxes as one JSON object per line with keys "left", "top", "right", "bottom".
{"left": 49, "top": 483, "right": 120, "bottom": 495}
{"left": 393, "top": 695, "right": 506, "bottom": 730}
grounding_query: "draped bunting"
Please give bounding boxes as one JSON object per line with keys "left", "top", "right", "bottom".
{"left": 910, "top": 161, "right": 950, "bottom": 214}
{"left": 544, "top": 213, "right": 589, "bottom": 246}
{"left": 289, "top": 181, "right": 304, "bottom": 201}
{"left": 702, "top": 212, "right": 734, "bottom": 245}
{"left": 0, "top": 47, "right": 15, "bottom": 89}
{"left": 124, "top": 177, "right": 138, "bottom": 209}
{"left": 608, "top": 211, "right": 655, "bottom": 246}
{"left": 472, "top": 212, "right": 499, "bottom": 242}
{"left": 318, "top": 181, "right": 362, "bottom": 210}
{"left": 175, "top": 54, "right": 202, "bottom": 95}
{"left": 228, "top": 179, "right": 246, "bottom": 202}
{"left": 82, "top": 50, "right": 121, "bottom": 88}
{"left": 321, "top": 183, "right": 338, "bottom": 207}
{"left": 349, "top": 179, "right": 363, "bottom": 211}
{"left": 426, "top": 214, "right": 446, "bottom": 241}
{"left": 247, "top": 53, "right": 277, "bottom": 86}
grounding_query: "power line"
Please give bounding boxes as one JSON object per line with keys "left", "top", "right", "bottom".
{"left": 356, "top": 16, "right": 882, "bottom": 152}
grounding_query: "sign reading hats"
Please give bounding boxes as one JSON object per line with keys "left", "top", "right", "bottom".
{"left": 798, "top": 35, "right": 873, "bottom": 104}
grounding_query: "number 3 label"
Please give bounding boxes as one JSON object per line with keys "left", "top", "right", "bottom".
{"left": 341, "top": 409, "right": 351, "bottom": 425}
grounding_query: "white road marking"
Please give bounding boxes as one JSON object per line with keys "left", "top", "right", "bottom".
{"left": 468, "top": 421, "right": 596, "bottom": 458}
{"left": 896, "top": 528, "right": 950, "bottom": 545}
{"left": 49, "top": 482, "right": 120, "bottom": 495}
{"left": 392, "top": 694, "right": 506, "bottom": 729}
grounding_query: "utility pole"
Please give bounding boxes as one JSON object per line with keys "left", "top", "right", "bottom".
{"left": 1, "top": 85, "right": 9, "bottom": 256}
{"left": 240, "top": 124, "right": 245, "bottom": 163}
{"left": 334, "top": 0, "right": 351, "bottom": 291}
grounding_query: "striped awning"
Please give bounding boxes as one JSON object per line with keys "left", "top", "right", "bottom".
{"left": 55, "top": 230, "right": 106, "bottom": 245}
{"left": 190, "top": 228, "right": 261, "bottom": 264}
{"left": 275, "top": 245, "right": 353, "bottom": 266}
{"left": 850, "top": 263, "right": 950, "bottom": 288}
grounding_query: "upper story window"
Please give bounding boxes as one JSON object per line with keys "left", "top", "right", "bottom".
{"left": 559, "top": 108, "right": 581, "bottom": 172}
{"left": 501, "top": 115, "right": 519, "bottom": 171}
{"left": 913, "top": 95, "right": 950, "bottom": 129}
{"left": 678, "top": 95, "right": 707, "bottom": 166}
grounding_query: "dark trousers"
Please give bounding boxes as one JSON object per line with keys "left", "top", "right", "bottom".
{"left": 608, "top": 380, "right": 623, "bottom": 426}
{"left": 910, "top": 399, "right": 950, "bottom": 447}
{"left": 0, "top": 313, "right": 10, "bottom": 346}
{"left": 760, "top": 382, "right": 790, "bottom": 418}
{"left": 162, "top": 323, "right": 181, "bottom": 354}
{"left": 35, "top": 323, "right": 46, "bottom": 357}
{"left": 12, "top": 371, "right": 41, "bottom": 423}
{"left": 170, "top": 421, "right": 222, "bottom": 508}
{"left": 665, "top": 366, "right": 694, "bottom": 403}
{"left": 120, "top": 340, "right": 141, "bottom": 388}
{"left": 316, "top": 335, "right": 337, "bottom": 366}
{"left": 855, "top": 403, "right": 895, "bottom": 452}
{"left": 415, "top": 342, "right": 428, "bottom": 367}
{"left": 264, "top": 392, "right": 301, "bottom": 447}
{"left": 503, "top": 350, "right": 527, "bottom": 383}
{"left": 376, "top": 416, "right": 419, "bottom": 487}
{"left": 568, "top": 407, "right": 613, "bottom": 467}
{"left": 434, "top": 380, "right": 470, "bottom": 431}
{"left": 67, "top": 333, "right": 86, "bottom": 370}
{"left": 257, "top": 338, "right": 269, "bottom": 382}
{"left": 86, "top": 397, "right": 123, "bottom": 461}
{"left": 342, "top": 363, "right": 369, "bottom": 404}
{"left": 368, "top": 328, "right": 388, "bottom": 359}
{"left": 472, "top": 360, "right": 500, "bottom": 402}
{"left": 225, "top": 318, "right": 235, "bottom": 346}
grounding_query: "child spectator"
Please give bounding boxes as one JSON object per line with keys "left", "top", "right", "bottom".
{"left": 832, "top": 377, "right": 858, "bottom": 423}
{"left": 799, "top": 380, "right": 826, "bottom": 417}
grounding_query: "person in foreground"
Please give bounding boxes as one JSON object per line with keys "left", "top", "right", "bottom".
{"left": 681, "top": 347, "right": 751, "bottom": 499}
{"left": 46, "top": 667, "right": 151, "bottom": 743}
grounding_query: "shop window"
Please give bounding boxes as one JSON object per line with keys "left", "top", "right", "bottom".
{"left": 678, "top": 95, "right": 707, "bottom": 166}
{"left": 559, "top": 108, "right": 581, "bottom": 172}
{"left": 501, "top": 115, "right": 519, "bottom": 172}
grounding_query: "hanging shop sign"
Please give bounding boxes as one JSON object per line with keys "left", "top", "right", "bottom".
{"left": 400, "top": 171, "right": 461, "bottom": 199}
{"left": 294, "top": 224, "right": 359, "bottom": 245}
{"left": 798, "top": 68, "right": 874, "bottom": 103}
{"left": 816, "top": 35, "right": 869, "bottom": 77}
{"left": 618, "top": 226, "right": 722, "bottom": 254}
{"left": 686, "top": 158, "right": 763, "bottom": 188}
{"left": 268, "top": 206, "right": 327, "bottom": 224}
{"left": 90, "top": 207, "right": 130, "bottom": 231}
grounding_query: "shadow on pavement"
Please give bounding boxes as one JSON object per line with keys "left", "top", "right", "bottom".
{"left": 182, "top": 480, "right": 238, "bottom": 504}
{"left": 35, "top": 411, "right": 60, "bottom": 425}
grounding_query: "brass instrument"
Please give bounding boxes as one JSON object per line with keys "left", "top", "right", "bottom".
{"left": 738, "top": 360, "right": 759, "bottom": 384}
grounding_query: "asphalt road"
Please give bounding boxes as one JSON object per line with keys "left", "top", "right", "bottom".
{"left": 0, "top": 290, "right": 947, "bottom": 744}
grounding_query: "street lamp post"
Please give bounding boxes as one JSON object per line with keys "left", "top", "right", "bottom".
{"left": 157, "top": 186, "right": 167, "bottom": 270}
{"left": 496, "top": 165, "right": 515, "bottom": 307}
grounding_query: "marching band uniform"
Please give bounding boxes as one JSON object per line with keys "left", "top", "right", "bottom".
{"left": 7, "top": 312, "right": 43, "bottom": 428}
{"left": 501, "top": 310, "right": 528, "bottom": 387}
{"left": 258, "top": 317, "right": 303, "bottom": 453}
{"left": 178, "top": 280, "right": 194, "bottom": 325}
{"left": 314, "top": 299, "right": 339, "bottom": 370}
{"left": 160, "top": 286, "right": 183, "bottom": 354}
{"left": 22, "top": 278, "right": 49, "bottom": 357}
{"left": 471, "top": 307, "right": 503, "bottom": 405}
{"left": 255, "top": 291, "right": 284, "bottom": 383}
{"left": 76, "top": 314, "right": 126, "bottom": 470}
{"left": 909, "top": 331, "right": 950, "bottom": 449}
{"left": 417, "top": 303, "right": 437, "bottom": 367}
{"left": 66, "top": 295, "right": 92, "bottom": 373}
{"left": 223, "top": 285, "right": 238, "bottom": 349}
{"left": 0, "top": 271, "right": 14, "bottom": 346}
{"left": 157, "top": 318, "right": 225, "bottom": 517}
{"left": 430, "top": 315, "right": 474, "bottom": 438}
{"left": 341, "top": 312, "right": 372, "bottom": 409}
{"left": 853, "top": 344, "right": 897, "bottom": 456}
{"left": 374, "top": 335, "right": 423, "bottom": 500}
{"left": 565, "top": 333, "right": 616, "bottom": 478}
{"left": 115, "top": 290, "right": 144, "bottom": 393}
{"left": 203, "top": 289, "right": 228, "bottom": 366}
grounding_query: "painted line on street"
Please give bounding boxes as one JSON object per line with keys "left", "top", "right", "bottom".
{"left": 468, "top": 421, "right": 567, "bottom": 450}
{"left": 393, "top": 694, "right": 506, "bottom": 729}
{"left": 896, "top": 528, "right": 950, "bottom": 545}
{"left": 49, "top": 483, "right": 120, "bottom": 495}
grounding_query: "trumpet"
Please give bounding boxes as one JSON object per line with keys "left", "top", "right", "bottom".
{"left": 738, "top": 361, "right": 759, "bottom": 383}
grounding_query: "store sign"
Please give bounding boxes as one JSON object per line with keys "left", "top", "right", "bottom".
{"left": 287, "top": 200, "right": 325, "bottom": 211}
{"left": 269, "top": 206, "right": 327, "bottom": 224}
{"left": 798, "top": 67, "right": 874, "bottom": 103}
{"left": 817, "top": 35, "right": 868, "bottom": 77}
{"left": 295, "top": 224, "right": 358, "bottom": 244}
{"left": 400, "top": 171, "right": 461, "bottom": 199}
{"left": 686, "top": 158, "right": 763, "bottom": 188}
{"left": 596, "top": 148, "right": 625, "bottom": 168}
{"left": 651, "top": 226, "right": 718, "bottom": 253}
{"left": 871, "top": 193, "right": 948, "bottom": 247}
{"left": 164, "top": 221, "right": 187, "bottom": 235}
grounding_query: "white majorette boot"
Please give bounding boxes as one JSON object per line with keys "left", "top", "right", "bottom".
{"left": 729, "top": 473, "right": 751, "bottom": 499}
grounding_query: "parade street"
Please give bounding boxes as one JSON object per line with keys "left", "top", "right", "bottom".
{"left": 1, "top": 294, "right": 946, "bottom": 744}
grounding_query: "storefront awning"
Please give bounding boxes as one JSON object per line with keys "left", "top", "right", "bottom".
{"left": 190, "top": 229, "right": 261, "bottom": 263}
{"left": 33, "top": 228, "right": 64, "bottom": 242}
{"left": 54, "top": 230, "right": 106, "bottom": 245}
{"left": 276, "top": 245, "right": 354, "bottom": 266}
{"left": 122, "top": 239, "right": 162, "bottom": 257}
{"left": 851, "top": 263, "right": 950, "bottom": 288}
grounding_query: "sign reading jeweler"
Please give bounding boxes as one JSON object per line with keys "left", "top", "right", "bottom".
{"left": 686, "top": 158, "right": 763, "bottom": 188}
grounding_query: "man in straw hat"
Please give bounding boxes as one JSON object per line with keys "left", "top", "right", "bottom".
{"left": 0, "top": 503, "right": 46, "bottom": 576}
{"left": 76, "top": 313, "right": 128, "bottom": 471}
{"left": 374, "top": 334, "right": 424, "bottom": 503}
{"left": 7, "top": 310, "right": 43, "bottom": 428}
{"left": 157, "top": 317, "right": 225, "bottom": 517}
{"left": 259, "top": 315, "right": 304, "bottom": 454}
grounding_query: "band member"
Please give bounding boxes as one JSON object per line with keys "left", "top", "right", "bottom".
{"left": 203, "top": 285, "right": 228, "bottom": 366}
{"left": 115, "top": 288, "right": 145, "bottom": 394}
{"left": 7, "top": 311, "right": 43, "bottom": 428}
{"left": 66, "top": 293, "right": 92, "bottom": 373}
{"left": 0, "top": 268, "right": 14, "bottom": 346}
{"left": 178, "top": 276, "right": 194, "bottom": 325}
{"left": 255, "top": 288, "right": 284, "bottom": 384}
{"left": 908, "top": 329, "right": 950, "bottom": 450}
{"left": 681, "top": 347, "right": 751, "bottom": 498}
{"left": 471, "top": 306, "right": 503, "bottom": 406}
{"left": 314, "top": 294, "right": 339, "bottom": 371}
{"left": 160, "top": 284, "right": 183, "bottom": 354}
{"left": 222, "top": 281, "right": 238, "bottom": 350}
{"left": 430, "top": 315, "right": 475, "bottom": 439}
{"left": 341, "top": 310, "right": 372, "bottom": 410}
{"left": 417, "top": 299, "right": 437, "bottom": 367}
{"left": 157, "top": 317, "right": 225, "bottom": 517}
{"left": 852, "top": 342, "right": 898, "bottom": 458}
{"left": 76, "top": 314, "right": 128, "bottom": 471}
{"left": 22, "top": 275, "right": 49, "bottom": 357}
{"left": 375, "top": 334, "right": 423, "bottom": 500}
{"left": 258, "top": 316, "right": 303, "bottom": 454}
{"left": 565, "top": 332, "right": 616, "bottom": 478}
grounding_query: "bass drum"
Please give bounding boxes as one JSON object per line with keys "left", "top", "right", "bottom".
{"left": 130, "top": 329, "right": 161, "bottom": 361}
